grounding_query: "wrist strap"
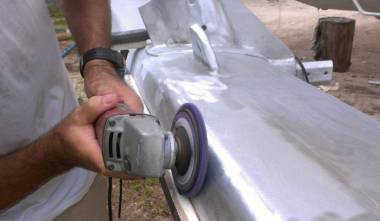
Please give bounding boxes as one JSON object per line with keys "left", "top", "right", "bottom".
{"left": 80, "top": 48, "right": 125, "bottom": 78}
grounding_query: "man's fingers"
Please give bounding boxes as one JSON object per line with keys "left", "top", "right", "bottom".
{"left": 76, "top": 93, "right": 119, "bottom": 124}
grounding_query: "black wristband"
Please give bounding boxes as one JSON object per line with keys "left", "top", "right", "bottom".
{"left": 79, "top": 48, "right": 125, "bottom": 78}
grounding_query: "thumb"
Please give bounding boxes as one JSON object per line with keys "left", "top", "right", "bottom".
{"left": 77, "top": 93, "right": 119, "bottom": 125}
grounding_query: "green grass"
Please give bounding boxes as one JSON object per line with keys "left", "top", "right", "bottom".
{"left": 47, "top": 3, "right": 69, "bottom": 32}
{"left": 128, "top": 178, "right": 162, "bottom": 210}
{"left": 54, "top": 18, "right": 67, "bottom": 27}
{"left": 128, "top": 178, "right": 160, "bottom": 194}
{"left": 47, "top": 4, "right": 64, "bottom": 19}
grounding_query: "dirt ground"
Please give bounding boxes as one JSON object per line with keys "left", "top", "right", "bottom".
{"left": 55, "top": 0, "right": 379, "bottom": 220}
{"left": 245, "top": 0, "right": 380, "bottom": 120}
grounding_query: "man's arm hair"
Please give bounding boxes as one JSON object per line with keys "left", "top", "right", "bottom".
{"left": 0, "top": 1, "right": 119, "bottom": 211}
{"left": 61, "top": 0, "right": 144, "bottom": 113}
{"left": 0, "top": 94, "right": 119, "bottom": 210}
{"left": 0, "top": 131, "right": 68, "bottom": 210}
{"left": 62, "top": 0, "right": 111, "bottom": 54}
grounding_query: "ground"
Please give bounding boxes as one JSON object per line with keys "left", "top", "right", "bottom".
{"left": 51, "top": 0, "right": 379, "bottom": 220}
{"left": 246, "top": 0, "right": 380, "bottom": 120}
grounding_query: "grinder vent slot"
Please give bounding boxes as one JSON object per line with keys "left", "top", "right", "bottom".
{"left": 116, "top": 133, "right": 122, "bottom": 159}
{"left": 108, "top": 132, "right": 122, "bottom": 159}
{"left": 108, "top": 132, "right": 114, "bottom": 158}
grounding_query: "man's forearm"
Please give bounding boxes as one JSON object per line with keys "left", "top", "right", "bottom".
{"left": 62, "top": 0, "right": 144, "bottom": 112}
{"left": 0, "top": 94, "right": 120, "bottom": 210}
{"left": 62, "top": 0, "right": 111, "bottom": 54}
{"left": 0, "top": 130, "right": 68, "bottom": 210}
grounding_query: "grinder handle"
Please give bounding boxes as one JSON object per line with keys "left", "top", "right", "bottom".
{"left": 95, "top": 103, "right": 145, "bottom": 179}
{"left": 95, "top": 103, "right": 132, "bottom": 146}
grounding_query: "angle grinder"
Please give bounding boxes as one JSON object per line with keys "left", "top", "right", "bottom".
{"left": 95, "top": 103, "right": 208, "bottom": 197}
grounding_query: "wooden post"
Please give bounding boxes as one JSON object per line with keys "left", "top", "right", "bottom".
{"left": 312, "top": 17, "right": 355, "bottom": 72}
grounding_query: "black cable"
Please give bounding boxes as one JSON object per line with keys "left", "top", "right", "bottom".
{"left": 108, "top": 177, "right": 113, "bottom": 221}
{"left": 118, "top": 179, "right": 123, "bottom": 219}
{"left": 295, "top": 56, "right": 310, "bottom": 84}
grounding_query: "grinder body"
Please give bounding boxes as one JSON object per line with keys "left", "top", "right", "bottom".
{"left": 96, "top": 103, "right": 208, "bottom": 197}
{"left": 100, "top": 114, "right": 177, "bottom": 177}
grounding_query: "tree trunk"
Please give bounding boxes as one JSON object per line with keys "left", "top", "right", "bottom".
{"left": 312, "top": 17, "right": 355, "bottom": 72}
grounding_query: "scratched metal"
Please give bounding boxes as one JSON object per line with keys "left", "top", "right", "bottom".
{"left": 117, "top": 0, "right": 380, "bottom": 220}
{"left": 128, "top": 44, "right": 380, "bottom": 220}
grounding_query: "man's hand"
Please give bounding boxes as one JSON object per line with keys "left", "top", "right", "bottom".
{"left": 0, "top": 94, "right": 125, "bottom": 209}
{"left": 83, "top": 60, "right": 144, "bottom": 114}
{"left": 53, "top": 93, "right": 137, "bottom": 179}
{"left": 53, "top": 93, "right": 120, "bottom": 174}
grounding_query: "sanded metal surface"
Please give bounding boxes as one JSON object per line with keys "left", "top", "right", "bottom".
{"left": 116, "top": 0, "right": 380, "bottom": 220}
{"left": 139, "top": 0, "right": 294, "bottom": 61}
{"left": 137, "top": 0, "right": 333, "bottom": 84}
{"left": 129, "top": 48, "right": 380, "bottom": 220}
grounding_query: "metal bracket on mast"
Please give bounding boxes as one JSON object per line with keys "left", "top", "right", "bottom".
{"left": 190, "top": 24, "right": 219, "bottom": 74}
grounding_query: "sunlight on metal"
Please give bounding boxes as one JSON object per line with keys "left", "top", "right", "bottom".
{"left": 165, "top": 78, "right": 227, "bottom": 103}
{"left": 207, "top": 129, "right": 283, "bottom": 221}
